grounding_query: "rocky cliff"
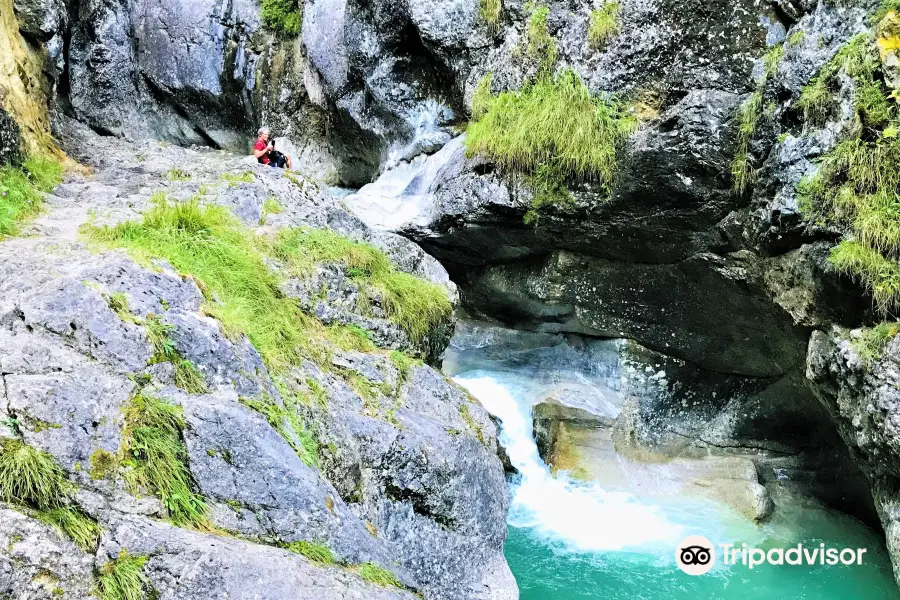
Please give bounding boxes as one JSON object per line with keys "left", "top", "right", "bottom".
{"left": 7, "top": 0, "right": 900, "bottom": 596}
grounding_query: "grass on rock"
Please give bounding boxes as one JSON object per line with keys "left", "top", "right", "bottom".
{"left": 145, "top": 316, "right": 207, "bottom": 394}
{"left": 797, "top": 28, "right": 900, "bottom": 314}
{"left": 480, "top": 0, "right": 502, "bottom": 28}
{"left": 96, "top": 551, "right": 152, "bottom": 600}
{"left": 358, "top": 562, "right": 404, "bottom": 589}
{"left": 122, "top": 394, "right": 209, "bottom": 528}
{"left": 261, "top": 0, "right": 302, "bottom": 36}
{"left": 0, "top": 439, "right": 68, "bottom": 509}
{"left": 239, "top": 396, "right": 319, "bottom": 466}
{"left": 36, "top": 507, "right": 101, "bottom": 551}
{"left": 588, "top": 2, "right": 621, "bottom": 49}
{"left": 465, "top": 68, "right": 636, "bottom": 221}
{"left": 525, "top": 2, "right": 557, "bottom": 74}
{"left": 853, "top": 321, "right": 900, "bottom": 365}
{"left": 285, "top": 541, "right": 336, "bottom": 564}
{"left": 0, "top": 155, "right": 63, "bottom": 236}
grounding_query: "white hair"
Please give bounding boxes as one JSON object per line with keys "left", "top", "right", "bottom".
{"left": 258, "top": 126, "right": 271, "bottom": 136}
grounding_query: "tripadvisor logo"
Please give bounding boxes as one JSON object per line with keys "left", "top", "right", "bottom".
{"left": 676, "top": 536, "right": 868, "bottom": 575}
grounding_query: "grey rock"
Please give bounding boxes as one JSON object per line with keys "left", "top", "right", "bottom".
{"left": 13, "top": 0, "right": 67, "bottom": 41}
{"left": 0, "top": 107, "right": 21, "bottom": 166}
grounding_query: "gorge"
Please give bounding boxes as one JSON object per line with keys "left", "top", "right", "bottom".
{"left": 3, "top": 0, "right": 900, "bottom": 598}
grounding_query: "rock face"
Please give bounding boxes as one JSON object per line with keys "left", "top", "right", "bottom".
{"left": 0, "top": 120, "right": 514, "bottom": 600}
{"left": 0, "top": 107, "right": 21, "bottom": 165}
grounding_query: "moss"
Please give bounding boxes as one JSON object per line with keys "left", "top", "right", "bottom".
{"left": 471, "top": 73, "right": 494, "bottom": 120}
{"left": 0, "top": 155, "right": 63, "bottom": 236}
{"left": 788, "top": 30, "right": 806, "bottom": 46}
{"left": 0, "top": 439, "right": 68, "bottom": 509}
{"left": 89, "top": 449, "right": 118, "bottom": 480}
{"left": 853, "top": 321, "right": 900, "bottom": 365}
{"left": 389, "top": 350, "right": 420, "bottom": 384}
{"left": 466, "top": 68, "right": 636, "bottom": 220}
{"left": 107, "top": 293, "right": 135, "bottom": 323}
{"left": 358, "top": 563, "right": 404, "bottom": 588}
{"left": 479, "top": 0, "right": 502, "bottom": 28}
{"left": 272, "top": 227, "right": 452, "bottom": 344}
{"left": 458, "top": 404, "right": 485, "bottom": 444}
{"left": 164, "top": 168, "right": 190, "bottom": 182}
{"left": 285, "top": 541, "right": 336, "bottom": 564}
{"left": 588, "top": 2, "right": 621, "bottom": 49}
{"left": 122, "top": 394, "right": 209, "bottom": 528}
{"left": 96, "top": 551, "right": 152, "bottom": 600}
{"left": 35, "top": 507, "right": 101, "bottom": 551}
{"left": 260, "top": 0, "right": 302, "bottom": 37}
{"left": 872, "top": 0, "right": 900, "bottom": 24}
{"left": 525, "top": 2, "right": 557, "bottom": 74}
{"left": 145, "top": 316, "right": 207, "bottom": 394}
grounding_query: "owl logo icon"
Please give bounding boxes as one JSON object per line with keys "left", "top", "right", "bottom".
{"left": 676, "top": 536, "right": 716, "bottom": 575}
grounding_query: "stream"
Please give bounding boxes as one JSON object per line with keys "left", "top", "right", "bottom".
{"left": 442, "top": 321, "right": 900, "bottom": 599}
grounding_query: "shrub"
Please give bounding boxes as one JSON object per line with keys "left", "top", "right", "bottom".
{"left": 261, "top": 0, "right": 302, "bottom": 36}
{"left": 0, "top": 155, "right": 62, "bottom": 236}
{"left": 588, "top": 3, "right": 621, "bottom": 49}
{"left": 122, "top": 394, "right": 208, "bottom": 528}
{"left": 96, "top": 551, "right": 152, "bottom": 600}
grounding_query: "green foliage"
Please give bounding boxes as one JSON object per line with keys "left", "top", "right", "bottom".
{"left": 122, "top": 394, "right": 208, "bottom": 528}
{"left": 796, "top": 33, "right": 900, "bottom": 313}
{"left": 872, "top": 0, "right": 900, "bottom": 24}
{"left": 389, "top": 350, "right": 420, "bottom": 383}
{"left": 466, "top": 69, "right": 636, "bottom": 219}
{"left": 285, "top": 541, "right": 335, "bottom": 564}
{"left": 788, "top": 30, "right": 806, "bottom": 46}
{"left": 261, "top": 0, "right": 303, "bottom": 36}
{"left": 525, "top": 2, "right": 557, "bottom": 74}
{"left": 358, "top": 563, "right": 403, "bottom": 589}
{"left": 762, "top": 44, "right": 784, "bottom": 79}
{"left": 107, "top": 292, "right": 133, "bottom": 322}
{"left": 239, "top": 396, "right": 319, "bottom": 466}
{"left": 84, "top": 197, "right": 328, "bottom": 372}
{"left": 479, "top": 0, "right": 502, "bottom": 28}
{"left": 853, "top": 321, "right": 900, "bottom": 365}
{"left": 272, "top": 227, "right": 452, "bottom": 344}
{"left": 458, "top": 404, "right": 485, "bottom": 444}
{"left": 588, "top": 2, "right": 621, "bottom": 49}
{"left": 325, "top": 324, "right": 376, "bottom": 353}
{"left": 0, "top": 156, "right": 63, "bottom": 236}
{"left": 145, "top": 316, "right": 207, "bottom": 394}
{"left": 731, "top": 91, "right": 763, "bottom": 195}
{"left": 96, "top": 551, "right": 152, "bottom": 600}
{"left": 35, "top": 507, "right": 101, "bottom": 551}
{"left": 471, "top": 73, "right": 494, "bottom": 121}
{"left": 260, "top": 198, "right": 283, "bottom": 225}
{"left": 90, "top": 449, "right": 118, "bottom": 480}
{"left": 0, "top": 439, "right": 67, "bottom": 509}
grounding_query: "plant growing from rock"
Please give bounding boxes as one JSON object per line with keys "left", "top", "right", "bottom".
{"left": 588, "top": 2, "right": 621, "bottom": 49}
{"left": 239, "top": 395, "right": 319, "bottom": 466}
{"left": 285, "top": 540, "right": 335, "bottom": 564}
{"left": 122, "top": 394, "right": 209, "bottom": 528}
{"left": 0, "top": 155, "right": 62, "bottom": 236}
{"left": 96, "top": 551, "right": 153, "bottom": 600}
{"left": 145, "top": 316, "right": 207, "bottom": 394}
{"left": 525, "top": 2, "right": 557, "bottom": 75}
{"left": 480, "top": 0, "right": 502, "bottom": 29}
{"left": 261, "top": 0, "right": 303, "bottom": 37}
{"left": 358, "top": 562, "right": 404, "bottom": 589}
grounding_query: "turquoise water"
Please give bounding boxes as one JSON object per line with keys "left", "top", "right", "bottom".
{"left": 506, "top": 506, "right": 900, "bottom": 600}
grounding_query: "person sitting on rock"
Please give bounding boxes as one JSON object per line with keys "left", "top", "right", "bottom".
{"left": 253, "top": 126, "right": 292, "bottom": 169}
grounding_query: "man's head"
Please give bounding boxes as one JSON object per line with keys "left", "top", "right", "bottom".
{"left": 257, "top": 126, "right": 271, "bottom": 141}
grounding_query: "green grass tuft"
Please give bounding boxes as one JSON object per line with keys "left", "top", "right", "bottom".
{"left": 260, "top": 197, "right": 283, "bottom": 225}
{"left": 525, "top": 2, "right": 557, "bottom": 74}
{"left": 466, "top": 69, "right": 636, "bottom": 219}
{"left": 0, "top": 439, "right": 68, "bottom": 509}
{"left": 164, "top": 168, "right": 190, "bottom": 182}
{"left": 0, "top": 155, "right": 63, "bottom": 236}
{"left": 479, "top": 0, "right": 502, "bottom": 28}
{"left": 272, "top": 227, "right": 452, "bottom": 344}
{"left": 145, "top": 316, "right": 207, "bottom": 394}
{"left": 96, "top": 551, "right": 152, "bottom": 600}
{"left": 731, "top": 91, "right": 763, "bottom": 195}
{"left": 853, "top": 321, "right": 900, "bottom": 365}
{"left": 239, "top": 396, "right": 319, "bottom": 466}
{"left": 285, "top": 540, "right": 336, "bottom": 564}
{"left": 358, "top": 562, "right": 404, "bottom": 589}
{"left": 471, "top": 73, "right": 494, "bottom": 121}
{"left": 830, "top": 240, "right": 900, "bottom": 313}
{"left": 261, "top": 0, "right": 303, "bottom": 36}
{"left": 588, "top": 2, "right": 621, "bottom": 49}
{"left": 788, "top": 30, "right": 806, "bottom": 46}
{"left": 36, "top": 507, "right": 101, "bottom": 551}
{"left": 221, "top": 171, "right": 255, "bottom": 185}
{"left": 122, "top": 394, "right": 208, "bottom": 528}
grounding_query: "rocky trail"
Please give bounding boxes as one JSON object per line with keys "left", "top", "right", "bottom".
{"left": 0, "top": 120, "right": 515, "bottom": 600}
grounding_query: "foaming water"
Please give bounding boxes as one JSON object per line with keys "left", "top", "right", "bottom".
{"left": 453, "top": 366, "right": 900, "bottom": 599}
